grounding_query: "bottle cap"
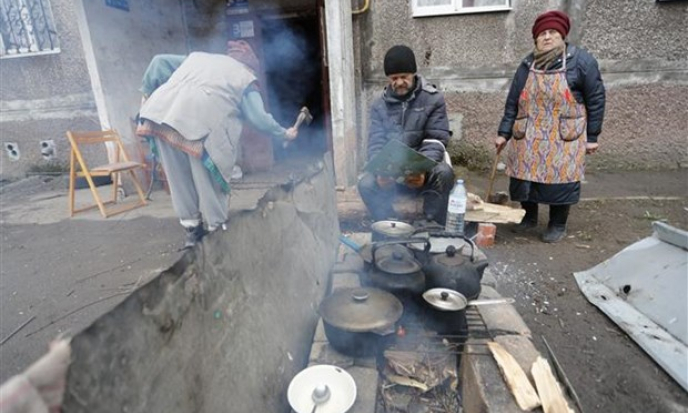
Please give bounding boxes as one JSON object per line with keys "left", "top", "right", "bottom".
{"left": 457, "top": 179, "right": 464, "bottom": 184}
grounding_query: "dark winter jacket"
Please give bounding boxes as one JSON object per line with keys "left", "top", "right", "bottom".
{"left": 367, "top": 75, "right": 451, "bottom": 163}
{"left": 498, "top": 45, "right": 605, "bottom": 143}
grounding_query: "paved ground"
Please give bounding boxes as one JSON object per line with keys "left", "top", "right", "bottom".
{"left": 2, "top": 167, "right": 687, "bottom": 413}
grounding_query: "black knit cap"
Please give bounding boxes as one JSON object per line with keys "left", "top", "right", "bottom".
{"left": 383, "top": 45, "right": 417, "bottom": 76}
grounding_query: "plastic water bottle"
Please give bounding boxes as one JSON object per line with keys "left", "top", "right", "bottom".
{"left": 446, "top": 179, "right": 467, "bottom": 235}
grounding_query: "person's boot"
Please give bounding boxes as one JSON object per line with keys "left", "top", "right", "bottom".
{"left": 511, "top": 202, "right": 538, "bottom": 233}
{"left": 183, "top": 224, "right": 206, "bottom": 250}
{"left": 541, "top": 205, "right": 570, "bottom": 243}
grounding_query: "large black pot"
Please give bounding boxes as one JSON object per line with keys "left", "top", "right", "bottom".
{"left": 319, "top": 287, "right": 403, "bottom": 357}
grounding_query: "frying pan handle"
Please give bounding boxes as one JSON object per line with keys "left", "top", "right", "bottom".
{"left": 466, "top": 298, "right": 515, "bottom": 306}
{"left": 371, "top": 238, "right": 430, "bottom": 263}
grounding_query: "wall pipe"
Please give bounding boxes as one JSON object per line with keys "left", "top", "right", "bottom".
{"left": 352, "top": 0, "right": 370, "bottom": 15}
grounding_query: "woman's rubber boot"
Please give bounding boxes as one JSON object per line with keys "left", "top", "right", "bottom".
{"left": 183, "top": 224, "right": 206, "bottom": 250}
{"left": 511, "top": 202, "right": 538, "bottom": 233}
{"left": 542, "top": 205, "right": 570, "bottom": 243}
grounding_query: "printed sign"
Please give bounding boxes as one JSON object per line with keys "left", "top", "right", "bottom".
{"left": 105, "top": 0, "right": 129, "bottom": 11}
{"left": 227, "top": 0, "right": 249, "bottom": 15}
{"left": 230, "top": 20, "right": 255, "bottom": 39}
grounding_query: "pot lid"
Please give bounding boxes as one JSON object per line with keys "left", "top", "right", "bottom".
{"left": 409, "top": 234, "right": 470, "bottom": 254}
{"left": 287, "top": 365, "right": 357, "bottom": 413}
{"left": 422, "top": 288, "right": 468, "bottom": 311}
{"left": 375, "top": 250, "right": 421, "bottom": 274}
{"left": 371, "top": 220, "right": 416, "bottom": 237}
{"left": 319, "top": 288, "right": 403, "bottom": 332}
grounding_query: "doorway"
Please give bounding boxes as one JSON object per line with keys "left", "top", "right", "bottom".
{"left": 259, "top": 10, "right": 329, "bottom": 160}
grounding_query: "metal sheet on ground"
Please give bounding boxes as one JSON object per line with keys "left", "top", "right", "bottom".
{"left": 574, "top": 223, "right": 688, "bottom": 391}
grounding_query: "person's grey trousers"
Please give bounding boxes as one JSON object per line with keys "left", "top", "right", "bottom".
{"left": 155, "top": 137, "right": 229, "bottom": 230}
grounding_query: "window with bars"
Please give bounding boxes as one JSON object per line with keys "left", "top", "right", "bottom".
{"left": 0, "top": 0, "right": 59, "bottom": 58}
{"left": 413, "top": 0, "right": 511, "bottom": 17}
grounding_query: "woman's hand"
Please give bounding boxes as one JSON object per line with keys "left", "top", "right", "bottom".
{"left": 585, "top": 142, "right": 599, "bottom": 155}
{"left": 495, "top": 136, "right": 507, "bottom": 153}
{"left": 284, "top": 127, "right": 298, "bottom": 141}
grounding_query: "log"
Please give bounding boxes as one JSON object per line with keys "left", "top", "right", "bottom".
{"left": 531, "top": 356, "right": 575, "bottom": 413}
{"left": 487, "top": 342, "right": 541, "bottom": 411}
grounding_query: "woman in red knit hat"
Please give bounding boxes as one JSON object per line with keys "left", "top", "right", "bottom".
{"left": 494, "top": 10, "right": 606, "bottom": 243}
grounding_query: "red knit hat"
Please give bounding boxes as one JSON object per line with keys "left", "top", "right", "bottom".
{"left": 532, "top": 10, "right": 570, "bottom": 39}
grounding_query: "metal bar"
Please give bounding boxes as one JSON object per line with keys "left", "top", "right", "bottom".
{"left": 542, "top": 336, "right": 585, "bottom": 413}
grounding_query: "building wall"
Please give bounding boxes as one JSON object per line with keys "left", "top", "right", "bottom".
{"left": 0, "top": 0, "right": 99, "bottom": 178}
{"left": 79, "top": 0, "right": 188, "bottom": 155}
{"left": 354, "top": 0, "right": 688, "bottom": 171}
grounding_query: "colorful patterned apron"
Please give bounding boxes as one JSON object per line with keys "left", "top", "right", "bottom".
{"left": 507, "top": 54, "right": 587, "bottom": 184}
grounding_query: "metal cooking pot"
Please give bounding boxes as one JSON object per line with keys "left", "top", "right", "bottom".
{"left": 319, "top": 287, "right": 403, "bottom": 357}
{"left": 422, "top": 288, "right": 514, "bottom": 311}
{"left": 371, "top": 220, "right": 416, "bottom": 242}
{"left": 422, "top": 288, "right": 514, "bottom": 337}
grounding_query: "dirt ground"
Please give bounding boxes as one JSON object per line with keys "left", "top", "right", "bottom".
{"left": 1, "top": 168, "right": 687, "bottom": 412}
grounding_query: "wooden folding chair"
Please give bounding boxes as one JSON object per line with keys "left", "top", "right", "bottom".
{"left": 67, "top": 130, "right": 147, "bottom": 218}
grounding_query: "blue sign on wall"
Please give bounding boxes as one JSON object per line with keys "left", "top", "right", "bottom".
{"left": 106, "top": 0, "right": 130, "bottom": 11}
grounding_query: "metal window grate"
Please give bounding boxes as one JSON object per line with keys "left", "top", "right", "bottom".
{"left": 0, "top": 0, "right": 59, "bottom": 58}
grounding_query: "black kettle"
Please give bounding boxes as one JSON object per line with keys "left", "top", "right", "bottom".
{"left": 422, "top": 243, "right": 489, "bottom": 300}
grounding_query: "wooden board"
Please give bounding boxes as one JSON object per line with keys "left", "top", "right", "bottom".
{"left": 531, "top": 356, "right": 575, "bottom": 413}
{"left": 465, "top": 201, "right": 525, "bottom": 224}
{"left": 487, "top": 342, "right": 541, "bottom": 411}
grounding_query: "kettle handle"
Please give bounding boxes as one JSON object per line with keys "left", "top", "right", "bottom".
{"left": 371, "top": 238, "right": 430, "bottom": 264}
{"left": 427, "top": 231, "right": 478, "bottom": 262}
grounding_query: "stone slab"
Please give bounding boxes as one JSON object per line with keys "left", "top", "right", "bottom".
{"left": 347, "top": 366, "right": 380, "bottom": 413}
{"left": 461, "top": 341, "right": 524, "bottom": 413}
{"left": 478, "top": 285, "right": 532, "bottom": 337}
{"left": 331, "top": 272, "right": 362, "bottom": 291}
{"left": 309, "top": 342, "right": 354, "bottom": 368}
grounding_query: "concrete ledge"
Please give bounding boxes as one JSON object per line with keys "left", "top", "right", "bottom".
{"left": 303, "top": 252, "right": 379, "bottom": 413}
{"left": 477, "top": 285, "right": 532, "bottom": 337}
{"left": 332, "top": 272, "right": 362, "bottom": 291}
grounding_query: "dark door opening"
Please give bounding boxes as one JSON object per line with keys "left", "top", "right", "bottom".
{"left": 259, "top": 12, "right": 328, "bottom": 160}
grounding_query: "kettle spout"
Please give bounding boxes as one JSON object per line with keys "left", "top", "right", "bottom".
{"left": 474, "top": 260, "right": 489, "bottom": 279}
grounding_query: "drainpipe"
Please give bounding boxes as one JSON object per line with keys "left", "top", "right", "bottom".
{"left": 352, "top": 0, "right": 370, "bottom": 15}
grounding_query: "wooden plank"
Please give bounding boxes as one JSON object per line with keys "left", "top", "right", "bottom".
{"left": 466, "top": 201, "right": 525, "bottom": 224}
{"left": 487, "top": 341, "right": 541, "bottom": 411}
{"left": 531, "top": 356, "right": 574, "bottom": 413}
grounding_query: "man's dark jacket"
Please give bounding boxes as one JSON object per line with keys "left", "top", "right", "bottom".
{"left": 498, "top": 45, "right": 605, "bottom": 143}
{"left": 367, "top": 75, "right": 450, "bottom": 163}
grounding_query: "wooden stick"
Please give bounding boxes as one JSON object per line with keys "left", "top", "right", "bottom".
{"left": 1, "top": 315, "right": 36, "bottom": 346}
{"left": 484, "top": 150, "right": 501, "bottom": 202}
{"left": 531, "top": 356, "right": 575, "bottom": 413}
{"left": 487, "top": 341, "right": 541, "bottom": 411}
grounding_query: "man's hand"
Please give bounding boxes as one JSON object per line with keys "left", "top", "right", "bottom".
{"left": 495, "top": 136, "right": 507, "bottom": 153}
{"left": 585, "top": 142, "right": 599, "bottom": 155}
{"left": 404, "top": 173, "right": 426, "bottom": 189}
{"left": 376, "top": 175, "right": 395, "bottom": 189}
{"left": 284, "top": 127, "right": 298, "bottom": 141}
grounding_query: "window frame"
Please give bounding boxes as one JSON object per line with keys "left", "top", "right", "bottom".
{"left": 412, "top": 0, "right": 512, "bottom": 18}
{"left": 0, "top": 0, "right": 61, "bottom": 59}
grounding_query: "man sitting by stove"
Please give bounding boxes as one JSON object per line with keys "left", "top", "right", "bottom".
{"left": 358, "top": 45, "right": 455, "bottom": 225}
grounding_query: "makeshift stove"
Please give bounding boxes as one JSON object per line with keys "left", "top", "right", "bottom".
{"left": 376, "top": 305, "right": 495, "bottom": 413}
